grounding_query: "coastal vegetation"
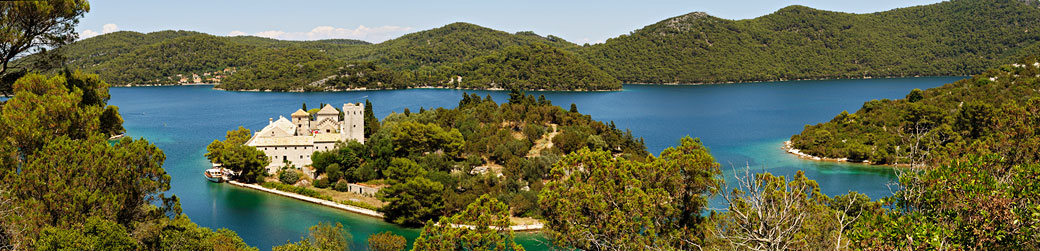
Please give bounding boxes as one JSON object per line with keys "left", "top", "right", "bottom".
{"left": 297, "top": 90, "right": 647, "bottom": 226}
{"left": 539, "top": 137, "right": 719, "bottom": 250}
{"left": 272, "top": 222, "right": 352, "bottom": 251}
{"left": 367, "top": 231, "right": 407, "bottom": 251}
{"left": 791, "top": 56, "right": 1040, "bottom": 166}
{"left": 411, "top": 195, "right": 525, "bottom": 250}
{"left": 785, "top": 54, "right": 1040, "bottom": 249}
{"left": 205, "top": 126, "right": 270, "bottom": 183}
{"left": 0, "top": 70, "right": 255, "bottom": 250}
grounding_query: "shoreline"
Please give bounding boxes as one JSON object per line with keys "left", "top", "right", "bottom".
{"left": 213, "top": 85, "right": 621, "bottom": 93}
{"left": 110, "top": 75, "right": 961, "bottom": 92}
{"left": 624, "top": 74, "right": 960, "bottom": 86}
{"left": 781, "top": 141, "right": 915, "bottom": 168}
{"left": 782, "top": 140, "right": 869, "bottom": 163}
{"left": 226, "top": 180, "right": 384, "bottom": 218}
{"left": 225, "top": 180, "right": 544, "bottom": 231}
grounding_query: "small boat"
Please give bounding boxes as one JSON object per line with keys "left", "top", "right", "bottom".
{"left": 204, "top": 167, "right": 227, "bottom": 183}
{"left": 108, "top": 133, "right": 125, "bottom": 140}
{"left": 202, "top": 163, "right": 227, "bottom": 181}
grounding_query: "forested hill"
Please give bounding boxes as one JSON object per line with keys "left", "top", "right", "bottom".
{"left": 790, "top": 54, "right": 1040, "bottom": 166}
{"left": 347, "top": 22, "right": 580, "bottom": 70}
{"left": 25, "top": 0, "right": 1040, "bottom": 90}
{"left": 21, "top": 23, "right": 619, "bottom": 90}
{"left": 581, "top": 0, "right": 1040, "bottom": 84}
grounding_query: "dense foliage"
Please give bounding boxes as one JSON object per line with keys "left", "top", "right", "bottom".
{"left": 411, "top": 194, "right": 525, "bottom": 251}
{"left": 272, "top": 222, "right": 352, "bottom": 251}
{"left": 367, "top": 231, "right": 406, "bottom": 251}
{"left": 581, "top": 0, "right": 1040, "bottom": 84}
{"left": 538, "top": 137, "right": 720, "bottom": 250}
{"left": 218, "top": 46, "right": 341, "bottom": 91}
{"left": 846, "top": 155, "right": 1040, "bottom": 249}
{"left": 453, "top": 43, "right": 620, "bottom": 90}
{"left": 783, "top": 53, "right": 1040, "bottom": 250}
{"left": 0, "top": 72, "right": 254, "bottom": 250}
{"left": 205, "top": 126, "right": 270, "bottom": 182}
{"left": 791, "top": 56, "right": 1040, "bottom": 165}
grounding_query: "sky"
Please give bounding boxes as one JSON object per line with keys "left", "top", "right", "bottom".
{"left": 78, "top": 0, "right": 945, "bottom": 44}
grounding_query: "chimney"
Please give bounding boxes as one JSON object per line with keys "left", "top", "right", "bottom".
{"left": 269, "top": 118, "right": 273, "bottom": 125}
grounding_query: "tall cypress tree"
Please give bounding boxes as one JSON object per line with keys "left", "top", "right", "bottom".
{"left": 364, "top": 99, "right": 379, "bottom": 138}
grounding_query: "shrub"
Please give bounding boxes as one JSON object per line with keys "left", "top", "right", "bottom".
{"left": 261, "top": 182, "right": 332, "bottom": 201}
{"left": 327, "top": 163, "right": 342, "bottom": 182}
{"left": 279, "top": 169, "right": 301, "bottom": 185}
{"left": 354, "top": 164, "right": 379, "bottom": 182}
{"left": 313, "top": 178, "right": 330, "bottom": 189}
{"left": 334, "top": 180, "right": 350, "bottom": 192}
{"left": 368, "top": 231, "right": 407, "bottom": 251}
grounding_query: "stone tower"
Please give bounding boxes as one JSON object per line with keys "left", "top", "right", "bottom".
{"left": 341, "top": 103, "right": 365, "bottom": 144}
{"left": 290, "top": 109, "right": 311, "bottom": 136}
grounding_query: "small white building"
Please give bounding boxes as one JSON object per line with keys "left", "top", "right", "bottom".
{"left": 246, "top": 103, "right": 365, "bottom": 173}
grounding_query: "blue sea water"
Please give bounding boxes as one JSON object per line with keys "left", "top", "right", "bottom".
{"left": 107, "top": 76, "right": 963, "bottom": 250}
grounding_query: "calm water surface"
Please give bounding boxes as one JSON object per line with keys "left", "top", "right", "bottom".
{"left": 108, "top": 76, "right": 963, "bottom": 250}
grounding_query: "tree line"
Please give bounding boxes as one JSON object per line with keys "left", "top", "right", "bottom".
{"left": 14, "top": 0, "right": 1040, "bottom": 93}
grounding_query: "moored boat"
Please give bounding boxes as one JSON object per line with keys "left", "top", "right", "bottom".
{"left": 204, "top": 168, "right": 225, "bottom": 182}
{"left": 108, "top": 133, "right": 125, "bottom": 140}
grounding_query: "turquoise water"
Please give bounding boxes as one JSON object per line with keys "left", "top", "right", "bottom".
{"left": 107, "top": 76, "right": 963, "bottom": 250}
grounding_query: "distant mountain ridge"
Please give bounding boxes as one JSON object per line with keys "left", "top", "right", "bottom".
{"left": 582, "top": 0, "right": 1040, "bottom": 83}
{"left": 23, "top": 0, "right": 1040, "bottom": 90}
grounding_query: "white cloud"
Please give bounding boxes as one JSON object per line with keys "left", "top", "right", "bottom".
{"left": 79, "top": 23, "right": 119, "bottom": 40}
{"left": 578, "top": 37, "right": 605, "bottom": 45}
{"left": 102, "top": 23, "right": 119, "bottom": 33}
{"left": 80, "top": 29, "right": 99, "bottom": 39}
{"left": 227, "top": 30, "right": 248, "bottom": 36}
{"left": 238, "top": 25, "right": 413, "bottom": 43}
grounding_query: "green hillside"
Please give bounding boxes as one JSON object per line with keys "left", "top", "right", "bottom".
{"left": 790, "top": 54, "right": 1040, "bottom": 165}
{"left": 23, "top": 22, "right": 612, "bottom": 90}
{"left": 23, "top": 0, "right": 1040, "bottom": 90}
{"left": 344, "top": 22, "right": 579, "bottom": 70}
{"left": 581, "top": 0, "right": 1040, "bottom": 83}
{"left": 227, "top": 43, "right": 620, "bottom": 91}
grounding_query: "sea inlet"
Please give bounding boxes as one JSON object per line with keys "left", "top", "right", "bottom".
{"left": 108, "top": 76, "right": 962, "bottom": 250}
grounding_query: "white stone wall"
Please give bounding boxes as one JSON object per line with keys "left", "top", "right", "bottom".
{"left": 258, "top": 145, "right": 315, "bottom": 173}
{"left": 293, "top": 115, "right": 311, "bottom": 136}
{"left": 347, "top": 184, "right": 381, "bottom": 197}
{"left": 314, "top": 141, "right": 337, "bottom": 152}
